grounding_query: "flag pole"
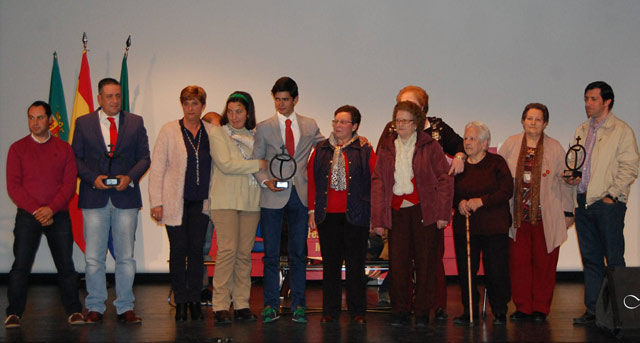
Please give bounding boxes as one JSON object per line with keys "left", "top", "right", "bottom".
{"left": 82, "top": 32, "right": 88, "bottom": 51}
{"left": 120, "top": 35, "right": 131, "bottom": 112}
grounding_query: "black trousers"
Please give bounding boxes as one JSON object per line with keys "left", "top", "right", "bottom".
{"left": 6, "top": 210, "right": 82, "bottom": 316}
{"left": 453, "top": 232, "right": 510, "bottom": 316}
{"left": 166, "top": 200, "right": 209, "bottom": 303}
{"left": 317, "top": 213, "right": 369, "bottom": 316}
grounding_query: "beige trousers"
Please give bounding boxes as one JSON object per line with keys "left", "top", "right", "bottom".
{"left": 210, "top": 209, "right": 260, "bottom": 311}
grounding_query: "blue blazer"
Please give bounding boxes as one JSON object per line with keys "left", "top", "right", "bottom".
{"left": 72, "top": 110, "right": 151, "bottom": 209}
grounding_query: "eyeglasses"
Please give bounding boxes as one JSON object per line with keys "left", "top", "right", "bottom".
{"left": 394, "top": 119, "right": 414, "bottom": 125}
{"left": 331, "top": 119, "right": 352, "bottom": 125}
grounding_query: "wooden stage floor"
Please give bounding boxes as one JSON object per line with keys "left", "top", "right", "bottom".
{"left": 0, "top": 278, "right": 630, "bottom": 342}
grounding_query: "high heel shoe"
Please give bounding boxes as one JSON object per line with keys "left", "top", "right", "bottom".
{"left": 175, "top": 303, "right": 187, "bottom": 321}
{"left": 189, "top": 302, "right": 203, "bottom": 320}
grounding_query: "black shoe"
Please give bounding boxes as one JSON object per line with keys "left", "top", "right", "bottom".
{"left": 175, "top": 303, "right": 188, "bottom": 321}
{"left": 532, "top": 311, "right": 547, "bottom": 322}
{"left": 434, "top": 307, "right": 448, "bottom": 320}
{"left": 390, "top": 313, "right": 410, "bottom": 326}
{"left": 415, "top": 315, "right": 429, "bottom": 327}
{"left": 200, "top": 288, "right": 212, "bottom": 306}
{"left": 214, "top": 310, "right": 232, "bottom": 325}
{"left": 573, "top": 311, "right": 595, "bottom": 325}
{"left": 509, "top": 311, "right": 531, "bottom": 321}
{"left": 494, "top": 313, "right": 507, "bottom": 325}
{"left": 234, "top": 308, "right": 257, "bottom": 322}
{"left": 189, "top": 302, "right": 203, "bottom": 320}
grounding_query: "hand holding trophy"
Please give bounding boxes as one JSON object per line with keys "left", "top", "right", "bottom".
{"left": 269, "top": 145, "right": 297, "bottom": 189}
{"left": 103, "top": 144, "right": 121, "bottom": 187}
{"left": 563, "top": 136, "right": 586, "bottom": 184}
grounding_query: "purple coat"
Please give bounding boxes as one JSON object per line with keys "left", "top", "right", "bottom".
{"left": 371, "top": 130, "right": 453, "bottom": 229}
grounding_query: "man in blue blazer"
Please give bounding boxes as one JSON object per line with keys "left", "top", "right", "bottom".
{"left": 71, "top": 78, "right": 150, "bottom": 324}
{"left": 253, "top": 77, "right": 324, "bottom": 323}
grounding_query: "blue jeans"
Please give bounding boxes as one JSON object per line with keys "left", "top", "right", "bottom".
{"left": 575, "top": 194, "right": 627, "bottom": 313}
{"left": 6, "top": 210, "right": 82, "bottom": 316}
{"left": 83, "top": 199, "right": 139, "bottom": 314}
{"left": 261, "top": 187, "right": 309, "bottom": 310}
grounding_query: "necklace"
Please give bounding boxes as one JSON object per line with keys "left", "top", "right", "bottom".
{"left": 183, "top": 124, "right": 202, "bottom": 185}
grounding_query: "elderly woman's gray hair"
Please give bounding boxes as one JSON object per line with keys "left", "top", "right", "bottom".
{"left": 464, "top": 121, "right": 491, "bottom": 151}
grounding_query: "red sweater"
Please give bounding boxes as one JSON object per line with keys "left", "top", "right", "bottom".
{"left": 6, "top": 135, "right": 78, "bottom": 214}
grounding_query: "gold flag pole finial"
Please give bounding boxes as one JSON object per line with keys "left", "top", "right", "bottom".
{"left": 82, "top": 32, "right": 88, "bottom": 50}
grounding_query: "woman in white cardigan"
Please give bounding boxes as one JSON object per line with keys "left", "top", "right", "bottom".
{"left": 498, "top": 103, "right": 574, "bottom": 322}
{"left": 148, "top": 86, "right": 213, "bottom": 321}
{"left": 209, "top": 91, "right": 267, "bottom": 325}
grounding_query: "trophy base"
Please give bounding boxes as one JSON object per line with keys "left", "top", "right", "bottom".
{"left": 563, "top": 170, "right": 582, "bottom": 178}
{"left": 275, "top": 180, "right": 290, "bottom": 189}
{"left": 104, "top": 177, "right": 120, "bottom": 187}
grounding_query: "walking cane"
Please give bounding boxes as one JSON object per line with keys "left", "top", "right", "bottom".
{"left": 466, "top": 214, "right": 474, "bottom": 327}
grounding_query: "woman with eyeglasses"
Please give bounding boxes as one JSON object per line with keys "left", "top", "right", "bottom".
{"left": 307, "top": 105, "right": 376, "bottom": 324}
{"left": 371, "top": 101, "right": 454, "bottom": 327}
{"left": 376, "top": 85, "right": 464, "bottom": 321}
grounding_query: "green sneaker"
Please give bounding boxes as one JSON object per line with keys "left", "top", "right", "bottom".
{"left": 292, "top": 306, "right": 307, "bottom": 323}
{"left": 261, "top": 306, "right": 280, "bottom": 323}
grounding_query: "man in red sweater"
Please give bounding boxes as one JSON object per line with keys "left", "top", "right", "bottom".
{"left": 4, "top": 101, "right": 85, "bottom": 329}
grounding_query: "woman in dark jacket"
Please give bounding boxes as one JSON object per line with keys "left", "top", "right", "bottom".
{"left": 371, "top": 101, "right": 453, "bottom": 327}
{"left": 307, "top": 105, "right": 377, "bottom": 324}
{"left": 452, "top": 121, "right": 513, "bottom": 325}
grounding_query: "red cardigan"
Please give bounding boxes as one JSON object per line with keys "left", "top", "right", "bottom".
{"left": 371, "top": 130, "right": 454, "bottom": 229}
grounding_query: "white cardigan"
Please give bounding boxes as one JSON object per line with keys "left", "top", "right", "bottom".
{"left": 148, "top": 120, "right": 213, "bottom": 226}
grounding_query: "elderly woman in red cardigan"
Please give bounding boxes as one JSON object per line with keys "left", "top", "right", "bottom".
{"left": 371, "top": 101, "right": 453, "bottom": 327}
{"left": 498, "top": 103, "right": 574, "bottom": 322}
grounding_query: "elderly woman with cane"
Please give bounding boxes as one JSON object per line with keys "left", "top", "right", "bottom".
{"left": 452, "top": 121, "right": 513, "bottom": 325}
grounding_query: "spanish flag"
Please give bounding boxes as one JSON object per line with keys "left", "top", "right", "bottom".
{"left": 69, "top": 48, "right": 94, "bottom": 253}
{"left": 69, "top": 49, "right": 94, "bottom": 144}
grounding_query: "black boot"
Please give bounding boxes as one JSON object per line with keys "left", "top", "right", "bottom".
{"left": 175, "top": 303, "right": 187, "bottom": 321}
{"left": 189, "top": 302, "right": 203, "bottom": 320}
{"left": 188, "top": 302, "right": 203, "bottom": 320}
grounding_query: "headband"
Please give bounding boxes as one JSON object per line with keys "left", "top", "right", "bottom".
{"left": 229, "top": 93, "right": 249, "bottom": 103}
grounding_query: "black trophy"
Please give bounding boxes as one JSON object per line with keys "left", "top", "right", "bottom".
{"left": 564, "top": 136, "right": 586, "bottom": 178}
{"left": 103, "top": 144, "right": 121, "bottom": 187}
{"left": 269, "top": 145, "right": 297, "bottom": 189}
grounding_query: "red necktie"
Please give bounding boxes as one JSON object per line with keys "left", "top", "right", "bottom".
{"left": 285, "top": 119, "right": 295, "bottom": 156}
{"left": 108, "top": 117, "right": 118, "bottom": 156}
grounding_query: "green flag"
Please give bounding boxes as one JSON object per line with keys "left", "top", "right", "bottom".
{"left": 49, "top": 52, "right": 69, "bottom": 141}
{"left": 119, "top": 52, "right": 129, "bottom": 112}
